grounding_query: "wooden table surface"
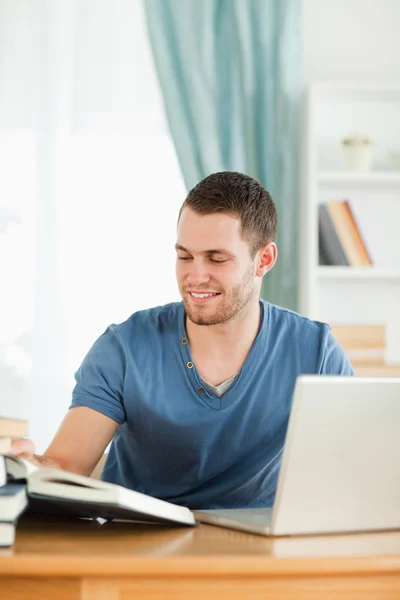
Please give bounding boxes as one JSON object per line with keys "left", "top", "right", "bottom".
{"left": 1, "top": 515, "right": 400, "bottom": 599}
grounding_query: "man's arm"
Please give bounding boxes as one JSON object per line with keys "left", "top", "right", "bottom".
{"left": 11, "top": 406, "right": 119, "bottom": 477}
{"left": 12, "top": 324, "right": 126, "bottom": 475}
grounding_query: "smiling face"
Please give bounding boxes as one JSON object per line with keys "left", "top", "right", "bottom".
{"left": 176, "top": 208, "right": 261, "bottom": 326}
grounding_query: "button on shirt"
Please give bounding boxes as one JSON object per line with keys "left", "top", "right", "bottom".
{"left": 70, "top": 300, "right": 354, "bottom": 509}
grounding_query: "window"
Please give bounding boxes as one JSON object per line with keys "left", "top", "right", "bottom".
{"left": 0, "top": 0, "right": 185, "bottom": 449}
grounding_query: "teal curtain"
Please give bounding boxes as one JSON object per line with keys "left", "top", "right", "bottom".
{"left": 145, "top": 0, "right": 301, "bottom": 311}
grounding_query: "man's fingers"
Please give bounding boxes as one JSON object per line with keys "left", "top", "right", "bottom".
{"left": 10, "top": 438, "right": 36, "bottom": 456}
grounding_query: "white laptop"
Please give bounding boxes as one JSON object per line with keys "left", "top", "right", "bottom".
{"left": 194, "top": 376, "right": 400, "bottom": 536}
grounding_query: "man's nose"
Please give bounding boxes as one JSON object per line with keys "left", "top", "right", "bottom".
{"left": 187, "top": 262, "right": 210, "bottom": 286}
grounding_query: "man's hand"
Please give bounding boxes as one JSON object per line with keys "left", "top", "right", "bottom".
{"left": 10, "top": 438, "right": 63, "bottom": 470}
{"left": 10, "top": 407, "right": 119, "bottom": 477}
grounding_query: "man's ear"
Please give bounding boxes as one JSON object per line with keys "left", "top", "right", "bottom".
{"left": 255, "top": 242, "right": 278, "bottom": 277}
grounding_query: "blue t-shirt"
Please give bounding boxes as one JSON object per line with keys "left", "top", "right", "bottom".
{"left": 70, "top": 300, "right": 353, "bottom": 509}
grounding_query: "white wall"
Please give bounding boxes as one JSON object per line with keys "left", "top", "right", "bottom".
{"left": 2, "top": 0, "right": 400, "bottom": 451}
{"left": 0, "top": 1, "right": 185, "bottom": 452}
{"left": 302, "top": 0, "right": 400, "bottom": 85}
{"left": 300, "top": 1, "right": 400, "bottom": 362}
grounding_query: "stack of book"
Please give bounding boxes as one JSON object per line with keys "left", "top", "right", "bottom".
{"left": 332, "top": 324, "right": 400, "bottom": 376}
{"left": 319, "top": 200, "right": 372, "bottom": 267}
{"left": 0, "top": 420, "right": 195, "bottom": 547}
{"left": 0, "top": 417, "right": 29, "bottom": 547}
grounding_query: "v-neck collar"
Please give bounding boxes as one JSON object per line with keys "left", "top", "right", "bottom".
{"left": 177, "top": 301, "right": 268, "bottom": 410}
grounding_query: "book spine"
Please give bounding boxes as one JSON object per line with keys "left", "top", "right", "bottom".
{"left": 326, "top": 201, "right": 371, "bottom": 267}
{"left": 343, "top": 201, "right": 372, "bottom": 266}
{"left": 318, "top": 204, "right": 349, "bottom": 266}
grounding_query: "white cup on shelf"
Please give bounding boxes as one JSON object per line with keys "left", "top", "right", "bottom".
{"left": 341, "top": 133, "right": 374, "bottom": 172}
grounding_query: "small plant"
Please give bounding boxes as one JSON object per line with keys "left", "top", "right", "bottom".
{"left": 342, "top": 132, "right": 373, "bottom": 146}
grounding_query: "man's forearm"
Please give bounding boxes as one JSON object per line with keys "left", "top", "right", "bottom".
{"left": 31, "top": 453, "right": 65, "bottom": 470}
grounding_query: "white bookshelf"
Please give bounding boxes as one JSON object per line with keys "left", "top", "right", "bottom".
{"left": 299, "top": 82, "right": 400, "bottom": 364}
{"left": 318, "top": 171, "right": 400, "bottom": 185}
{"left": 317, "top": 267, "right": 400, "bottom": 280}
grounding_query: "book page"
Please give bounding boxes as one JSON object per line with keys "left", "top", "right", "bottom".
{"left": 5, "top": 455, "right": 38, "bottom": 479}
{"left": 32, "top": 467, "right": 114, "bottom": 490}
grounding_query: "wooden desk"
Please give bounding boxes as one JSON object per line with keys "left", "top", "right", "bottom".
{"left": 0, "top": 515, "right": 400, "bottom": 599}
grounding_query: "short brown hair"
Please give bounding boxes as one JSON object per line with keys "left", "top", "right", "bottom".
{"left": 179, "top": 172, "right": 277, "bottom": 257}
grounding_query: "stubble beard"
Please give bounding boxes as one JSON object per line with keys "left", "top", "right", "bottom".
{"left": 182, "top": 263, "right": 257, "bottom": 326}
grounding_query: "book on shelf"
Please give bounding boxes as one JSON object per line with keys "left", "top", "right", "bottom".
{"left": 345, "top": 349, "right": 385, "bottom": 366}
{"left": 331, "top": 324, "right": 400, "bottom": 376}
{"left": 354, "top": 364, "right": 400, "bottom": 377}
{"left": 331, "top": 324, "right": 385, "bottom": 365}
{"left": 342, "top": 201, "right": 372, "bottom": 266}
{"left": 331, "top": 324, "right": 385, "bottom": 348}
{"left": 0, "top": 455, "right": 196, "bottom": 529}
{"left": 318, "top": 204, "right": 349, "bottom": 266}
{"left": 323, "top": 200, "right": 372, "bottom": 267}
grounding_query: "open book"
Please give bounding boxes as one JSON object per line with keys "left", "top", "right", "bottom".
{"left": 3, "top": 455, "right": 196, "bottom": 527}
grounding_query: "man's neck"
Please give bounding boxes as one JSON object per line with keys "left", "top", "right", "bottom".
{"left": 185, "top": 298, "right": 261, "bottom": 359}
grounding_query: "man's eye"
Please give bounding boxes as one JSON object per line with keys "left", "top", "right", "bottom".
{"left": 210, "top": 259, "right": 228, "bottom": 264}
{"left": 177, "top": 256, "right": 191, "bottom": 261}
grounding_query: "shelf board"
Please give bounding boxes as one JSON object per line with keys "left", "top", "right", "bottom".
{"left": 317, "top": 267, "right": 400, "bottom": 280}
{"left": 318, "top": 171, "right": 400, "bottom": 184}
{"left": 311, "top": 82, "right": 400, "bottom": 93}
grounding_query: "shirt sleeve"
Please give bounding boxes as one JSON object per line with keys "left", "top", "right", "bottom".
{"left": 319, "top": 330, "right": 355, "bottom": 375}
{"left": 70, "top": 325, "right": 126, "bottom": 424}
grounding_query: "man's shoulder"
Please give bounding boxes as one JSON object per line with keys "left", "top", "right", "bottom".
{"left": 262, "top": 301, "right": 352, "bottom": 374}
{"left": 264, "top": 300, "right": 330, "bottom": 337}
{"left": 109, "top": 302, "right": 183, "bottom": 338}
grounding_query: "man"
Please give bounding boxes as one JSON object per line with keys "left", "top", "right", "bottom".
{"left": 12, "top": 171, "right": 353, "bottom": 509}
